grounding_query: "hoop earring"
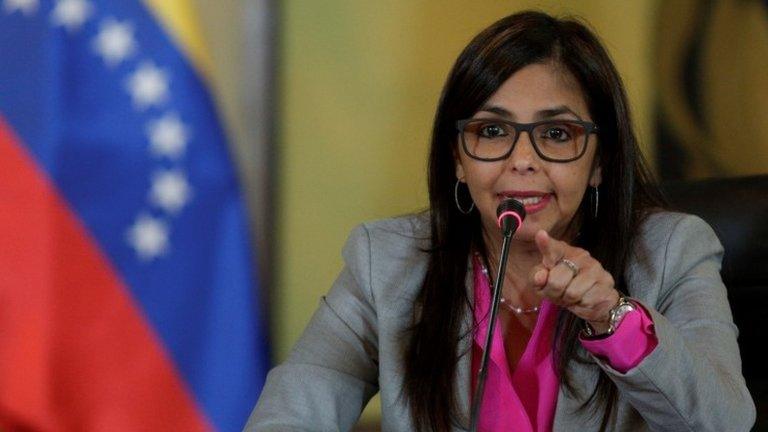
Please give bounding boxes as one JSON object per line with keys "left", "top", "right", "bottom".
{"left": 591, "top": 186, "right": 599, "bottom": 218}
{"left": 454, "top": 179, "right": 475, "bottom": 214}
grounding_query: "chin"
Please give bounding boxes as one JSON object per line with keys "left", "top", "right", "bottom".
{"left": 512, "top": 225, "right": 539, "bottom": 242}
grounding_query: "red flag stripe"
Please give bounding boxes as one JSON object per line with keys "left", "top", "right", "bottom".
{"left": 0, "top": 116, "right": 212, "bottom": 431}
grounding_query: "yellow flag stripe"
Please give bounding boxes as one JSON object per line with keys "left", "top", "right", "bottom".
{"left": 140, "top": 0, "right": 213, "bottom": 80}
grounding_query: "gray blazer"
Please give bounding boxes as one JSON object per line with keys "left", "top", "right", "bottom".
{"left": 246, "top": 212, "right": 756, "bottom": 431}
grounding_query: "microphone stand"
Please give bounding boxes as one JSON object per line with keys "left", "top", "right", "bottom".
{"left": 468, "top": 229, "right": 513, "bottom": 432}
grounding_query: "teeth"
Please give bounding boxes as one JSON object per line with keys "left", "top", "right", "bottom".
{"left": 515, "top": 196, "right": 543, "bottom": 205}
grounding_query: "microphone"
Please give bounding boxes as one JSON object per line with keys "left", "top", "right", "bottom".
{"left": 496, "top": 198, "right": 526, "bottom": 237}
{"left": 469, "top": 198, "right": 526, "bottom": 431}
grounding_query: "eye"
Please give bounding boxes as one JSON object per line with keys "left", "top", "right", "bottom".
{"left": 478, "top": 123, "right": 508, "bottom": 139}
{"left": 539, "top": 125, "right": 573, "bottom": 142}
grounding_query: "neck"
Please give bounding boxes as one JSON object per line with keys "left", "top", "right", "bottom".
{"left": 482, "top": 231, "right": 541, "bottom": 289}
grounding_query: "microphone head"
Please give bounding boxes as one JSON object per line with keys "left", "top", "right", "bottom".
{"left": 496, "top": 199, "right": 526, "bottom": 236}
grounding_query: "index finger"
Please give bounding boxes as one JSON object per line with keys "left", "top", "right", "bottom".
{"left": 535, "top": 229, "right": 567, "bottom": 268}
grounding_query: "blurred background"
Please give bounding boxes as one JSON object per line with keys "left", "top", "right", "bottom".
{"left": 1, "top": 0, "right": 766, "bottom": 430}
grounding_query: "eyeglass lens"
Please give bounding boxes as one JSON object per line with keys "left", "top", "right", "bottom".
{"left": 462, "top": 120, "right": 588, "bottom": 161}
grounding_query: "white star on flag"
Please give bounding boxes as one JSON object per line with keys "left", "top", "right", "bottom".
{"left": 3, "top": 0, "right": 38, "bottom": 15}
{"left": 126, "top": 62, "right": 169, "bottom": 109}
{"left": 51, "top": 0, "right": 93, "bottom": 32}
{"left": 146, "top": 112, "right": 190, "bottom": 159}
{"left": 150, "top": 169, "right": 192, "bottom": 214}
{"left": 92, "top": 18, "right": 136, "bottom": 66}
{"left": 126, "top": 214, "right": 169, "bottom": 260}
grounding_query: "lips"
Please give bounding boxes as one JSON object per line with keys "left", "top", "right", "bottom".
{"left": 497, "top": 191, "right": 552, "bottom": 214}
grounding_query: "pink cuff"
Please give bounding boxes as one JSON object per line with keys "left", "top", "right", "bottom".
{"left": 579, "top": 303, "right": 658, "bottom": 373}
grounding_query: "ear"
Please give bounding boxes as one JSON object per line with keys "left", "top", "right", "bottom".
{"left": 455, "top": 160, "right": 465, "bottom": 182}
{"left": 589, "top": 164, "right": 602, "bottom": 187}
{"left": 454, "top": 147, "right": 466, "bottom": 181}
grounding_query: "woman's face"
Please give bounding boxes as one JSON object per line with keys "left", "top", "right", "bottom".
{"left": 455, "top": 61, "right": 601, "bottom": 243}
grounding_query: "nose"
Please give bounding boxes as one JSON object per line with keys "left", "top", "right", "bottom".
{"left": 505, "top": 130, "right": 539, "bottom": 173}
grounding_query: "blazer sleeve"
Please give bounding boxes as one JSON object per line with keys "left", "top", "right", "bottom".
{"left": 588, "top": 214, "right": 756, "bottom": 431}
{"left": 244, "top": 224, "right": 379, "bottom": 432}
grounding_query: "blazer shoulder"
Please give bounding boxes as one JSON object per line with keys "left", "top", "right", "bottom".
{"left": 628, "top": 210, "right": 723, "bottom": 299}
{"left": 341, "top": 212, "right": 432, "bottom": 311}
{"left": 635, "top": 210, "right": 721, "bottom": 253}
{"left": 343, "top": 212, "right": 430, "bottom": 258}
{"left": 360, "top": 211, "right": 431, "bottom": 240}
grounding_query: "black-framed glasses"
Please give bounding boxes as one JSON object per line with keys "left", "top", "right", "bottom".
{"left": 456, "top": 118, "right": 599, "bottom": 162}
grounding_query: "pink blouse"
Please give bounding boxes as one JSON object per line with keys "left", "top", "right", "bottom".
{"left": 470, "top": 256, "right": 658, "bottom": 431}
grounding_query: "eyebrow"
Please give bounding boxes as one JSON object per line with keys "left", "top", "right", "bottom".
{"left": 477, "top": 104, "right": 584, "bottom": 121}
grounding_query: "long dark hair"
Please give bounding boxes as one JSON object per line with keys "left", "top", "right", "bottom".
{"left": 403, "top": 11, "right": 665, "bottom": 431}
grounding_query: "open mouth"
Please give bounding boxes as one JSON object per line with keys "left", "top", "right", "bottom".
{"left": 497, "top": 192, "right": 552, "bottom": 214}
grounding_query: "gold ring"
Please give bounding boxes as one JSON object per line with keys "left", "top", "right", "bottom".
{"left": 558, "top": 258, "right": 579, "bottom": 277}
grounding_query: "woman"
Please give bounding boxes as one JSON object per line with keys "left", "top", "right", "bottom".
{"left": 246, "top": 11, "right": 755, "bottom": 431}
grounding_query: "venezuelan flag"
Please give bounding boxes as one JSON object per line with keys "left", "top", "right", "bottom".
{"left": 0, "top": 0, "right": 269, "bottom": 430}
